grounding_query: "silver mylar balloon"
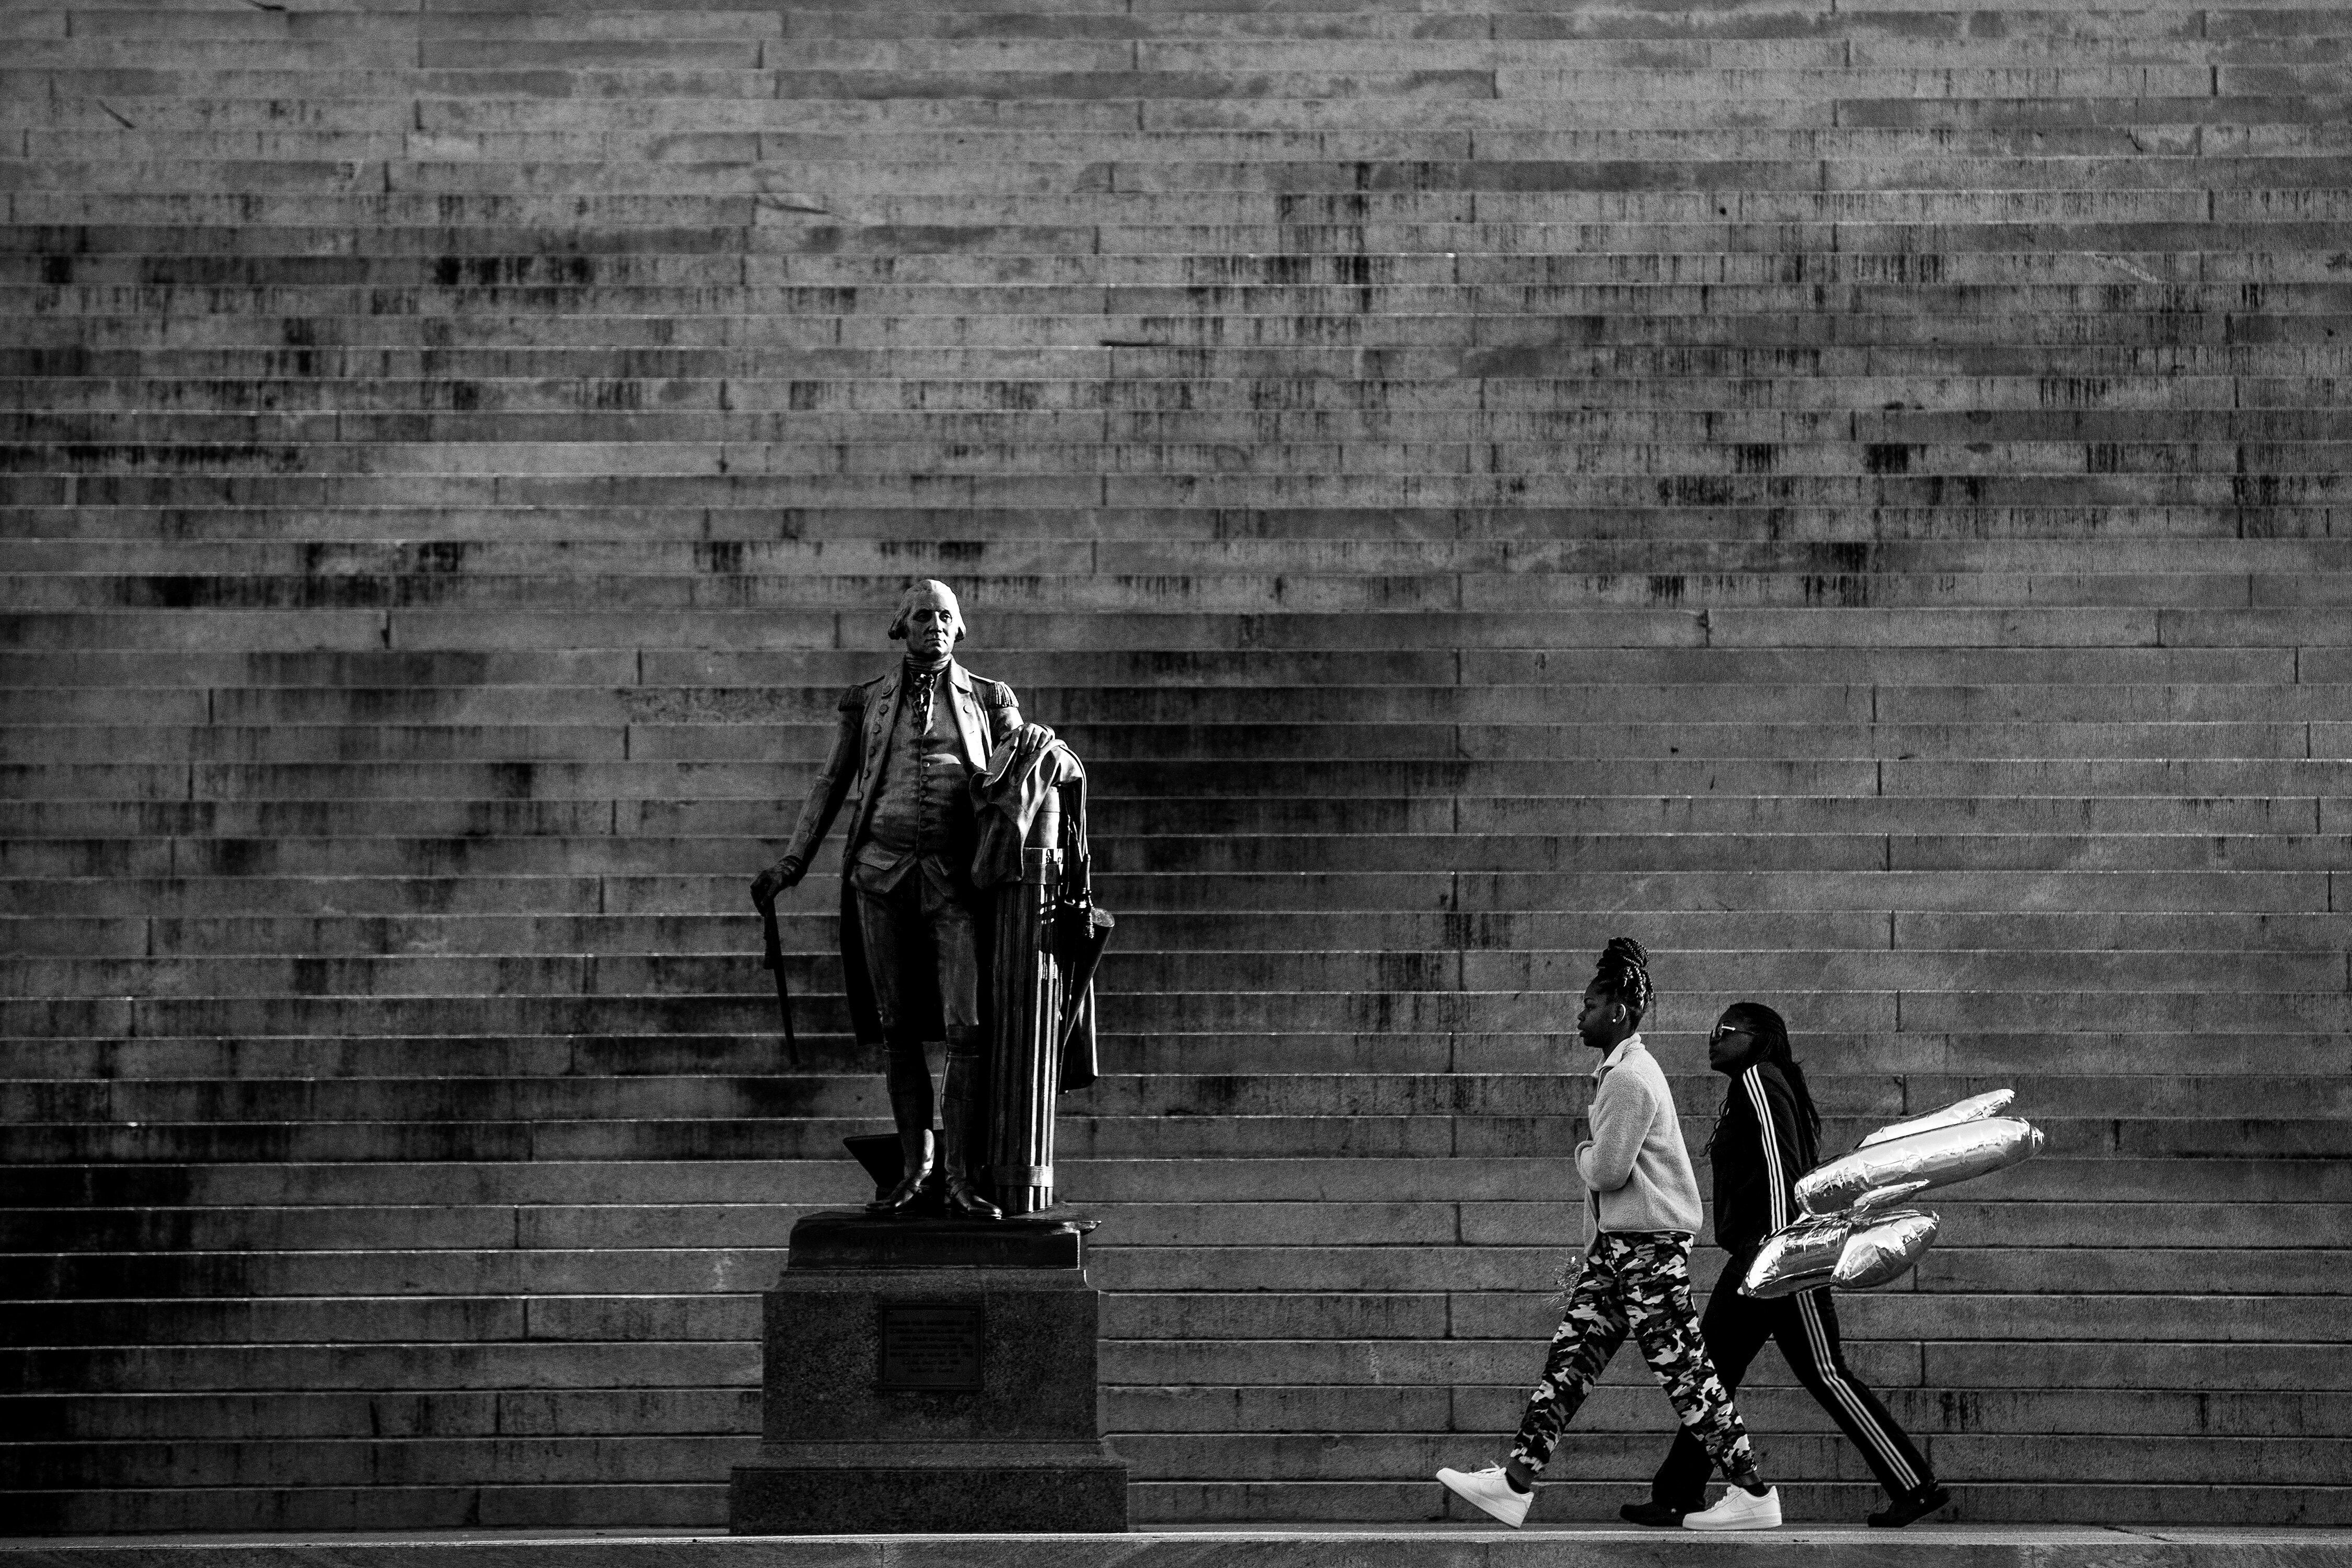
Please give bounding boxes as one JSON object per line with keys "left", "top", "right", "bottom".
{"left": 1858, "top": 1089, "right": 2015, "bottom": 1149}
{"left": 1850, "top": 1178, "right": 1930, "bottom": 1214}
{"left": 1832, "top": 1210, "right": 1940, "bottom": 1289}
{"left": 1740, "top": 1216, "right": 1851, "bottom": 1298}
{"left": 1797, "top": 1116, "right": 2046, "bottom": 1217}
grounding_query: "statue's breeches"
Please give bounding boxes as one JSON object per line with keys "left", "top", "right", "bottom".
{"left": 852, "top": 872, "right": 979, "bottom": 1039}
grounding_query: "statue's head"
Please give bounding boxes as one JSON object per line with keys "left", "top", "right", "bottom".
{"left": 888, "top": 579, "right": 964, "bottom": 663}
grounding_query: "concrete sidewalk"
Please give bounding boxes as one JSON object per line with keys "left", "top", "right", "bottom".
{"left": 5, "top": 1527, "right": 2351, "bottom": 1568}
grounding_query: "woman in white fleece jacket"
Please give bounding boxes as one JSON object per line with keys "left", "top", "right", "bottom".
{"left": 1437, "top": 938, "right": 1780, "bottom": 1532}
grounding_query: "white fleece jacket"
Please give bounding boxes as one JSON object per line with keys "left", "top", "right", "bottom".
{"left": 1574, "top": 1034, "right": 1704, "bottom": 1235}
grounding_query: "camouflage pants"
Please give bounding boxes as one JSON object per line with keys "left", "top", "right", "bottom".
{"left": 1509, "top": 1231, "right": 1759, "bottom": 1483}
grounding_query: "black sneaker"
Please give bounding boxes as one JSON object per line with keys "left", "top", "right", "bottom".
{"left": 1868, "top": 1484, "right": 1951, "bottom": 1528}
{"left": 1619, "top": 1500, "right": 1692, "bottom": 1527}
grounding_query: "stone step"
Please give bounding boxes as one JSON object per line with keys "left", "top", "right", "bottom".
{"left": 5, "top": 1242, "right": 2338, "bottom": 1303}
{"left": 5, "top": 1247, "right": 795, "bottom": 1300}
{"left": 6, "top": 1383, "right": 2341, "bottom": 1443}
{"left": 10, "top": 866, "right": 2336, "bottom": 920}
{"left": 18, "top": 409, "right": 2352, "bottom": 451}
{"left": 8, "top": 216, "right": 2349, "bottom": 257}
{"left": 0, "top": 55, "right": 2274, "bottom": 89}
{"left": 1, "top": 365, "right": 2334, "bottom": 408}
{"left": 0, "top": 1339, "right": 757, "bottom": 1392}
{"left": 0, "top": 1295, "right": 765, "bottom": 1345}
{"left": 13, "top": 402, "right": 2349, "bottom": 444}
{"left": 0, "top": 1433, "right": 761, "bottom": 1488}
{"left": 11, "top": 292, "right": 2349, "bottom": 342}
{"left": 5, "top": 941, "right": 2346, "bottom": 999}
{"left": 5, "top": 793, "right": 2340, "bottom": 842}
{"left": 2, "top": 974, "right": 2347, "bottom": 1039}
{"left": 0, "top": 740, "right": 2339, "bottom": 788}
{"left": 28, "top": 271, "right": 2349, "bottom": 308}
{"left": 9, "top": 829, "right": 2350, "bottom": 880}
{"left": 0, "top": 643, "right": 2321, "bottom": 687}
{"left": 49, "top": 139, "right": 2351, "bottom": 185}
{"left": 6, "top": 504, "right": 2342, "bottom": 543}
{"left": 10, "top": 1331, "right": 2342, "bottom": 1402}
{"left": 13, "top": 186, "right": 2346, "bottom": 229}
{"left": 10, "top": 341, "right": 2341, "bottom": 383}
{"left": 10, "top": 7, "right": 2342, "bottom": 45}
{"left": 5, "top": 1111, "right": 2339, "bottom": 1165}
{"left": 15, "top": 827, "right": 2350, "bottom": 878}
{"left": 14, "top": 717, "right": 2347, "bottom": 767}
{"left": 16, "top": 1029, "right": 2352, "bottom": 1086}
{"left": 7, "top": 666, "right": 2350, "bottom": 717}
{"left": 11, "top": 89, "right": 2348, "bottom": 134}
{"left": 8, "top": 1155, "right": 2337, "bottom": 1207}
{"left": 6, "top": 1024, "right": 2348, "bottom": 1078}
{"left": 8, "top": 1057, "right": 2346, "bottom": 1118}
{"left": 9, "top": 240, "right": 2340, "bottom": 287}
{"left": 1136, "top": 1430, "right": 2347, "bottom": 1485}
{"left": 0, "top": 1192, "right": 2337, "bottom": 1252}
{"left": 9, "top": 823, "right": 2343, "bottom": 870}
{"left": 9, "top": 1268, "right": 2341, "bottom": 1342}
{"left": 14, "top": 758, "right": 2352, "bottom": 809}
{"left": 6, "top": 471, "right": 2346, "bottom": 512}
{"left": 11, "top": 538, "right": 2347, "bottom": 574}
{"left": 0, "top": 1388, "right": 761, "bottom": 1442}
{"left": 19, "top": 127, "right": 2352, "bottom": 168}
{"left": 0, "top": 1424, "right": 2344, "bottom": 1495}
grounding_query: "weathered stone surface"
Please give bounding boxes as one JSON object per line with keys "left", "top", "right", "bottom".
{"left": 728, "top": 1212, "right": 1127, "bottom": 1534}
{"left": 3, "top": 0, "right": 2349, "bottom": 1535}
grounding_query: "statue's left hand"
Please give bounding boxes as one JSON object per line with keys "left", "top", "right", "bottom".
{"left": 1016, "top": 721, "right": 1056, "bottom": 750}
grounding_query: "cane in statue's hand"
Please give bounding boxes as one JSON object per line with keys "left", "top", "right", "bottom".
{"left": 752, "top": 857, "right": 803, "bottom": 1064}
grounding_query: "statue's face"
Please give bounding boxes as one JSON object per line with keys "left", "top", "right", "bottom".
{"left": 903, "top": 598, "right": 959, "bottom": 662}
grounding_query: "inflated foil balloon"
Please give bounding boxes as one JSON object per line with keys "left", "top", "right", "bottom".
{"left": 1796, "top": 1116, "right": 2046, "bottom": 1217}
{"left": 1858, "top": 1089, "right": 2015, "bottom": 1149}
{"left": 1832, "top": 1210, "right": 1940, "bottom": 1289}
{"left": 1850, "top": 1179, "right": 1931, "bottom": 1214}
{"left": 1741, "top": 1216, "right": 1851, "bottom": 1299}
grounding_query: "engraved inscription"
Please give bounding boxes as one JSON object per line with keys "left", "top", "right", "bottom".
{"left": 878, "top": 1302, "right": 984, "bottom": 1390}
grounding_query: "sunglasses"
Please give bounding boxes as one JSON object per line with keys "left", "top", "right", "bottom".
{"left": 1710, "top": 1026, "right": 1753, "bottom": 1042}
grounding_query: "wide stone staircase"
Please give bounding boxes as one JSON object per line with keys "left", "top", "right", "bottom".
{"left": 2, "top": 0, "right": 2348, "bottom": 1534}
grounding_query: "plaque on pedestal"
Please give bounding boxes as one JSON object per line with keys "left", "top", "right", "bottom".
{"left": 727, "top": 1210, "right": 1130, "bottom": 1535}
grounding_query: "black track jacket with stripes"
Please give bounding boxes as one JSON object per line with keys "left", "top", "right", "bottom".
{"left": 1711, "top": 1062, "right": 1820, "bottom": 1253}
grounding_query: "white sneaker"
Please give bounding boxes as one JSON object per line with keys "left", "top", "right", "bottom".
{"left": 1683, "top": 1485, "right": 1782, "bottom": 1530}
{"left": 1436, "top": 1463, "right": 1533, "bottom": 1528}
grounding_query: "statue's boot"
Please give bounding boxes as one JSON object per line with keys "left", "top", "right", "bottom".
{"left": 940, "top": 1049, "right": 1003, "bottom": 1221}
{"left": 869, "top": 1128, "right": 934, "bottom": 1216}
{"left": 869, "top": 1045, "right": 935, "bottom": 1216}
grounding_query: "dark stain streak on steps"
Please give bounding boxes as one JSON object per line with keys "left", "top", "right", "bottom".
{"left": 2, "top": 0, "right": 2350, "bottom": 1538}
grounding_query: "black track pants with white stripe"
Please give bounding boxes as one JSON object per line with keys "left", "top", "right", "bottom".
{"left": 1648, "top": 1255, "right": 1935, "bottom": 1507}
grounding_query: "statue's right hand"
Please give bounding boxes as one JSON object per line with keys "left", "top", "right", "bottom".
{"left": 751, "top": 857, "right": 804, "bottom": 910}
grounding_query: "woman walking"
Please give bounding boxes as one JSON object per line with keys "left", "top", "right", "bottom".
{"left": 1436, "top": 939, "right": 1781, "bottom": 1531}
{"left": 1621, "top": 1001, "right": 1949, "bottom": 1529}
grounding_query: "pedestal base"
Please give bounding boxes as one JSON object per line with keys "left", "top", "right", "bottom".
{"left": 727, "top": 1210, "right": 1129, "bottom": 1536}
{"left": 730, "top": 1443, "right": 1129, "bottom": 1534}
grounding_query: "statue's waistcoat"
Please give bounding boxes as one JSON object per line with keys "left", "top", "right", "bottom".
{"left": 855, "top": 667, "right": 976, "bottom": 896}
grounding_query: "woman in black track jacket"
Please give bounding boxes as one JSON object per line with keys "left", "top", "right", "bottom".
{"left": 1622, "top": 1001, "right": 1951, "bottom": 1530}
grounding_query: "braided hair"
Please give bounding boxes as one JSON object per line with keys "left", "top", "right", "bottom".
{"left": 1709, "top": 1000, "right": 1823, "bottom": 1148}
{"left": 1590, "top": 936, "right": 1653, "bottom": 1024}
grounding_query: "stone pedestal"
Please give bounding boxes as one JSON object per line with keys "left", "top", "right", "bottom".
{"left": 727, "top": 1210, "right": 1129, "bottom": 1535}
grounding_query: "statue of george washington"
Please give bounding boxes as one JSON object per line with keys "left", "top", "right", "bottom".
{"left": 751, "top": 580, "right": 1107, "bottom": 1221}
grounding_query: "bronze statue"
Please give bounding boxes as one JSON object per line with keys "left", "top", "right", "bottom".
{"left": 752, "top": 581, "right": 1106, "bottom": 1221}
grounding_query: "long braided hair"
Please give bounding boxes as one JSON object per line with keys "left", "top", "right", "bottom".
{"left": 1591, "top": 936, "right": 1653, "bottom": 1024}
{"left": 1704, "top": 1000, "right": 1823, "bottom": 1158}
